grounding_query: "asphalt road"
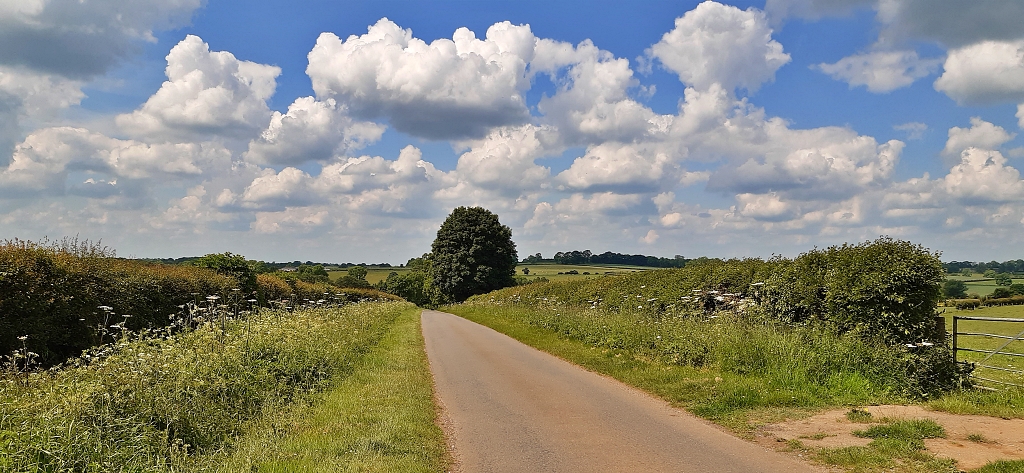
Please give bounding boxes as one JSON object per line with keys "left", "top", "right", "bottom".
{"left": 421, "top": 310, "right": 818, "bottom": 473}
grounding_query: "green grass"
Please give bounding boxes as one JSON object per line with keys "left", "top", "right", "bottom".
{"left": 853, "top": 419, "right": 945, "bottom": 440}
{"left": 941, "top": 305, "right": 1024, "bottom": 387}
{"left": 972, "top": 460, "right": 1024, "bottom": 473}
{"left": 944, "top": 274, "right": 1024, "bottom": 297}
{"left": 513, "top": 263, "right": 648, "bottom": 281}
{"left": 0, "top": 302, "right": 416, "bottom": 472}
{"left": 445, "top": 304, "right": 911, "bottom": 433}
{"left": 815, "top": 419, "right": 953, "bottom": 472}
{"left": 215, "top": 308, "right": 449, "bottom": 472}
{"left": 927, "top": 387, "right": 1024, "bottom": 418}
{"left": 846, "top": 408, "right": 875, "bottom": 423}
{"left": 329, "top": 267, "right": 411, "bottom": 285}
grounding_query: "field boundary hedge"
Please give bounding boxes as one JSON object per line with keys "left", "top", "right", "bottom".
{"left": 0, "top": 240, "right": 401, "bottom": 366}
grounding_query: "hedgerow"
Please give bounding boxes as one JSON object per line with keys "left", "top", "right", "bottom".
{"left": 0, "top": 240, "right": 403, "bottom": 367}
{"left": 0, "top": 239, "right": 237, "bottom": 366}
{"left": 469, "top": 237, "right": 965, "bottom": 394}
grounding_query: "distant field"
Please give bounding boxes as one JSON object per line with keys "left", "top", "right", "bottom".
{"left": 327, "top": 263, "right": 651, "bottom": 285}
{"left": 945, "top": 273, "right": 1024, "bottom": 296}
{"left": 514, "top": 263, "right": 648, "bottom": 281}
{"left": 328, "top": 267, "right": 410, "bottom": 284}
{"left": 941, "top": 304, "right": 1024, "bottom": 388}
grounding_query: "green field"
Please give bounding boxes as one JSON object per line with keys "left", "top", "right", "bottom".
{"left": 328, "top": 267, "right": 410, "bottom": 284}
{"left": 513, "top": 263, "right": 648, "bottom": 281}
{"left": 328, "top": 263, "right": 650, "bottom": 285}
{"left": 945, "top": 273, "right": 1024, "bottom": 297}
{"left": 941, "top": 304, "right": 1024, "bottom": 388}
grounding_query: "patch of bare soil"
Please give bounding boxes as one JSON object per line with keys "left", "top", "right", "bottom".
{"left": 760, "top": 405, "right": 1024, "bottom": 471}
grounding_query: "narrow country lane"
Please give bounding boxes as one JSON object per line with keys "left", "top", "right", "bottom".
{"left": 421, "top": 310, "right": 819, "bottom": 473}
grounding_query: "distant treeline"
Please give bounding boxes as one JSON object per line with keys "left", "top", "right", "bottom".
{"left": 521, "top": 250, "right": 689, "bottom": 268}
{"left": 140, "top": 257, "right": 395, "bottom": 270}
{"left": 944, "top": 260, "right": 1024, "bottom": 274}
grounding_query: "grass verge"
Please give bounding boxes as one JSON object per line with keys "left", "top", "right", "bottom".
{"left": 215, "top": 308, "right": 449, "bottom": 472}
{"left": 0, "top": 302, "right": 419, "bottom": 472}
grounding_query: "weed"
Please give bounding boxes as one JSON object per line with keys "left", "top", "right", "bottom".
{"left": 967, "top": 433, "right": 991, "bottom": 443}
{"left": 972, "top": 460, "right": 1024, "bottom": 473}
{"left": 854, "top": 419, "right": 946, "bottom": 441}
{"left": 800, "top": 432, "right": 836, "bottom": 440}
{"left": 847, "top": 408, "right": 874, "bottom": 423}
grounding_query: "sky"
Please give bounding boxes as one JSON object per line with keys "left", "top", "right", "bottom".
{"left": 1, "top": 0, "right": 1023, "bottom": 264}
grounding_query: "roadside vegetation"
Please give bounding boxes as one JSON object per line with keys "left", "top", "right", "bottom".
{"left": 0, "top": 301, "right": 420, "bottom": 471}
{"left": 447, "top": 237, "right": 1024, "bottom": 472}
{"left": 0, "top": 238, "right": 399, "bottom": 367}
{"left": 0, "top": 238, "right": 445, "bottom": 472}
{"left": 215, "top": 307, "right": 448, "bottom": 472}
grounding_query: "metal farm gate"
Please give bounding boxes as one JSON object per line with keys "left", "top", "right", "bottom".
{"left": 953, "top": 316, "right": 1024, "bottom": 389}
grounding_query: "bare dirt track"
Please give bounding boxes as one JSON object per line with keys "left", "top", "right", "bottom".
{"left": 421, "top": 310, "right": 820, "bottom": 473}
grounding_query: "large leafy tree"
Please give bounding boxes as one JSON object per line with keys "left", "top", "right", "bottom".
{"left": 429, "top": 206, "right": 517, "bottom": 302}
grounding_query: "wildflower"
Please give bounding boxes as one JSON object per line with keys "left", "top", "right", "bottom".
{"left": 17, "top": 335, "right": 28, "bottom": 341}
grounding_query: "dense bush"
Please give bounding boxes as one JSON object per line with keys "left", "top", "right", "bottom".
{"left": 477, "top": 237, "right": 943, "bottom": 345}
{"left": 469, "top": 238, "right": 963, "bottom": 393}
{"left": 0, "top": 241, "right": 402, "bottom": 367}
{"left": 0, "top": 240, "right": 238, "bottom": 366}
{"left": 376, "top": 271, "right": 432, "bottom": 307}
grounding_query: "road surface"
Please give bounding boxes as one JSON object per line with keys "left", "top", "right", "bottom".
{"left": 421, "top": 310, "right": 818, "bottom": 473}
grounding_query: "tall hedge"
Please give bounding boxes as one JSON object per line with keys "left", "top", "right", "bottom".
{"left": 762, "top": 238, "right": 944, "bottom": 344}
{"left": 475, "top": 237, "right": 944, "bottom": 345}
{"left": 0, "top": 241, "right": 237, "bottom": 366}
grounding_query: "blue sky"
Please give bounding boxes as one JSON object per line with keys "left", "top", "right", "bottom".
{"left": 1, "top": 0, "right": 1023, "bottom": 263}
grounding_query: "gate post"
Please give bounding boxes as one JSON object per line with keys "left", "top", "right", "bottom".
{"left": 952, "top": 316, "right": 958, "bottom": 365}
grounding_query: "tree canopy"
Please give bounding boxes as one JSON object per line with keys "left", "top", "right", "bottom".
{"left": 429, "top": 206, "right": 517, "bottom": 302}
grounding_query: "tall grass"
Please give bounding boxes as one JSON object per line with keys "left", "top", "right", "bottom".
{"left": 0, "top": 301, "right": 412, "bottom": 472}
{"left": 449, "top": 298, "right": 960, "bottom": 424}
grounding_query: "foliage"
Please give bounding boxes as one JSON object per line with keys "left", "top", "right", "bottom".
{"left": 0, "top": 240, "right": 237, "bottom": 366}
{"left": 296, "top": 264, "right": 330, "bottom": 283}
{"left": 950, "top": 299, "right": 982, "bottom": 310}
{"left": 0, "top": 301, "right": 412, "bottom": 471}
{"left": 551, "top": 250, "right": 689, "bottom": 268}
{"left": 376, "top": 271, "right": 432, "bottom": 307}
{"left": 468, "top": 237, "right": 965, "bottom": 393}
{"left": 942, "top": 280, "right": 968, "bottom": 299}
{"left": 190, "top": 253, "right": 258, "bottom": 295}
{"left": 346, "top": 265, "right": 367, "bottom": 280}
{"left": 944, "top": 260, "right": 1024, "bottom": 275}
{"left": 993, "top": 287, "right": 1014, "bottom": 299}
{"left": 1012, "top": 284, "right": 1024, "bottom": 296}
{"left": 429, "top": 206, "right": 518, "bottom": 302}
{"left": 995, "top": 273, "right": 1014, "bottom": 286}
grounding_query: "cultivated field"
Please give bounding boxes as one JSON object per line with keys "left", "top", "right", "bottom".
{"left": 327, "top": 262, "right": 649, "bottom": 285}
{"left": 941, "top": 304, "right": 1024, "bottom": 389}
{"left": 945, "top": 274, "right": 1024, "bottom": 297}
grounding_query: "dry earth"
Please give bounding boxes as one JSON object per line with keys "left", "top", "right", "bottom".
{"left": 761, "top": 405, "right": 1024, "bottom": 470}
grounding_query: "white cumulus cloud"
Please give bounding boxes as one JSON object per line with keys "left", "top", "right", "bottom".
{"left": 934, "top": 40, "right": 1024, "bottom": 105}
{"left": 944, "top": 148, "right": 1024, "bottom": 204}
{"left": 243, "top": 97, "right": 385, "bottom": 166}
{"left": 117, "top": 35, "right": 281, "bottom": 139}
{"left": 648, "top": 1, "right": 790, "bottom": 92}
{"left": 306, "top": 18, "right": 534, "bottom": 140}
{"left": 942, "top": 117, "right": 1015, "bottom": 160}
